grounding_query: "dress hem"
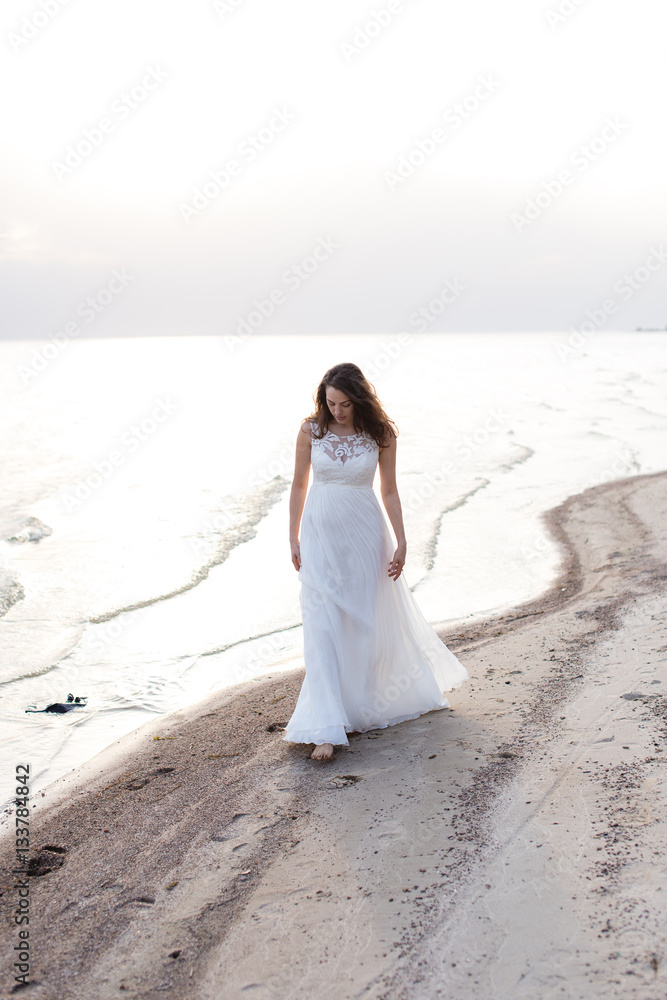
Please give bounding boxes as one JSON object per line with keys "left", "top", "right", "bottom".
{"left": 282, "top": 697, "right": 454, "bottom": 748}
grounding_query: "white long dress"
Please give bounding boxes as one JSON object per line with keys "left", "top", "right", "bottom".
{"left": 283, "top": 421, "right": 469, "bottom": 747}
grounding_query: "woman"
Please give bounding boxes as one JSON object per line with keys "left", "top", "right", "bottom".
{"left": 284, "top": 362, "right": 468, "bottom": 760}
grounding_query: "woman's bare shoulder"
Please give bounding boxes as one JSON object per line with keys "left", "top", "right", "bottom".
{"left": 299, "top": 417, "right": 314, "bottom": 438}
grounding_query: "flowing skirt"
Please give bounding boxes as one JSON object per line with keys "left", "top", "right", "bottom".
{"left": 283, "top": 482, "right": 468, "bottom": 747}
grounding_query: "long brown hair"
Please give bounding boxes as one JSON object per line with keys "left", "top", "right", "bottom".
{"left": 308, "top": 362, "right": 398, "bottom": 448}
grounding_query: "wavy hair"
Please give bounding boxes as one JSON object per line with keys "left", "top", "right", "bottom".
{"left": 307, "top": 362, "right": 398, "bottom": 448}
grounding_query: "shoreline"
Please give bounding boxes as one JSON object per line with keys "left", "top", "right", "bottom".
{"left": 2, "top": 469, "right": 667, "bottom": 998}
{"left": 0, "top": 477, "right": 562, "bottom": 819}
{"left": 0, "top": 474, "right": 562, "bottom": 818}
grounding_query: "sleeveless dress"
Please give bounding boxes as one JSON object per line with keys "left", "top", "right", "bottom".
{"left": 283, "top": 420, "right": 469, "bottom": 747}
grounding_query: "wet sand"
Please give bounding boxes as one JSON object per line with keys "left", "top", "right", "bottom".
{"left": 1, "top": 470, "right": 667, "bottom": 999}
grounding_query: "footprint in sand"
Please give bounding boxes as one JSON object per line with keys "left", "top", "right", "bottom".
{"left": 26, "top": 845, "right": 68, "bottom": 877}
{"left": 330, "top": 774, "right": 362, "bottom": 787}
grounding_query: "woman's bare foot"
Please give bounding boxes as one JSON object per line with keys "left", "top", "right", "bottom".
{"left": 311, "top": 742, "right": 334, "bottom": 760}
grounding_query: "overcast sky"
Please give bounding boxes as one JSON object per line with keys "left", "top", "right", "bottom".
{"left": 1, "top": 0, "right": 665, "bottom": 337}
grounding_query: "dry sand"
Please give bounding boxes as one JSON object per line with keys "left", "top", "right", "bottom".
{"left": 2, "top": 470, "right": 667, "bottom": 999}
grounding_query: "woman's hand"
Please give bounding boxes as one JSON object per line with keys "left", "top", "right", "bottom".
{"left": 387, "top": 543, "right": 406, "bottom": 581}
{"left": 290, "top": 538, "right": 301, "bottom": 571}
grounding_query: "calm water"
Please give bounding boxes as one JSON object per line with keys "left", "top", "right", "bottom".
{"left": 1, "top": 332, "right": 666, "bottom": 815}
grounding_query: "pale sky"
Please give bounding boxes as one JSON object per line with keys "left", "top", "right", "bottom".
{"left": 1, "top": 0, "right": 665, "bottom": 336}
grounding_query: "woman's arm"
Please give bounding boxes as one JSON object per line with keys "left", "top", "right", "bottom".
{"left": 378, "top": 431, "right": 407, "bottom": 581}
{"left": 289, "top": 419, "right": 312, "bottom": 571}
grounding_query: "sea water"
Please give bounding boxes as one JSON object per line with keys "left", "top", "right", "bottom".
{"left": 1, "top": 331, "right": 666, "bottom": 813}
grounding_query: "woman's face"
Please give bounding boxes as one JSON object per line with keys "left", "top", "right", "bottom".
{"left": 325, "top": 385, "right": 353, "bottom": 426}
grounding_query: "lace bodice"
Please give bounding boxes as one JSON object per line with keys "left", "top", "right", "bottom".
{"left": 309, "top": 420, "right": 379, "bottom": 488}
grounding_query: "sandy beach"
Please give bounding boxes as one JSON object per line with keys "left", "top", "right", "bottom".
{"left": 2, "top": 468, "right": 667, "bottom": 999}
